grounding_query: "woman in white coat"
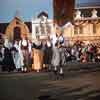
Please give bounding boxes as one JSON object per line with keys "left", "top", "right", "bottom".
{"left": 12, "top": 40, "right": 24, "bottom": 71}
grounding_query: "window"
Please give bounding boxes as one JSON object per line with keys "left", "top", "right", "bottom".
{"left": 93, "top": 24, "right": 96, "bottom": 34}
{"left": 16, "top": 20, "right": 20, "bottom": 25}
{"left": 74, "top": 26, "right": 79, "bottom": 34}
{"left": 40, "top": 22, "right": 45, "bottom": 34}
{"left": 13, "top": 27, "right": 21, "bottom": 40}
{"left": 35, "top": 26, "right": 39, "bottom": 35}
{"left": 46, "top": 24, "right": 51, "bottom": 33}
{"left": 79, "top": 26, "right": 83, "bottom": 34}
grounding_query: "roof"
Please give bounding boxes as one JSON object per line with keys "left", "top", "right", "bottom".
{"left": 37, "top": 11, "right": 48, "bottom": 18}
{"left": 0, "top": 23, "right": 9, "bottom": 34}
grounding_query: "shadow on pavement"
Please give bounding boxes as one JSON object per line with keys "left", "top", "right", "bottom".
{"left": 39, "top": 83, "right": 100, "bottom": 100}
{"left": 38, "top": 95, "right": 57, "bottom": 100}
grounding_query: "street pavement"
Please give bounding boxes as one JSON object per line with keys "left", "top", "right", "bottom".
{"left": 0, "top": 62, "right": 100, "bottom": 100}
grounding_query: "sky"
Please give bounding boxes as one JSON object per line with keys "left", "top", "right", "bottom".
{"left": 0, "top": 0, "right": 53, "bottom": 23}
{"left": 75, "top": 0, "right": 100, "bottom": 7}
{"left": 0, "top": 0, "right": 100, "bottom": 23}
{"left": 76, "top": 0, "right": 100, "bottom": 4}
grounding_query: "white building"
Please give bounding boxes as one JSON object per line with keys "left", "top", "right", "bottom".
{"left": 32, "top": 12, "right": 54, "bottom": 40}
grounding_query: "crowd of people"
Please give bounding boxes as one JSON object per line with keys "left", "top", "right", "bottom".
{"left": 0, "top": 35, "right": 32, "bottom": 72}
{"left": 64, "top": 41, "right": 100, "bottom": 63}
{"left": 0, "top": 27, "right": 100, "bottom": 80}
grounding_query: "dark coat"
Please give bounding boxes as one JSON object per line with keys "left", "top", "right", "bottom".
{"left": 2, "top": 47, "right": 15, "bottom": 71}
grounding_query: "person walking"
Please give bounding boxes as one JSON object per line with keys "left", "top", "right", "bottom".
{"left": 50, "top": 26, "right": 65, "bottom": 80}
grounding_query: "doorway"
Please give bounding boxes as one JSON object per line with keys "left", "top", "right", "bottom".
{"left": 13, "top": 27, "right": 21, "bottom": 40}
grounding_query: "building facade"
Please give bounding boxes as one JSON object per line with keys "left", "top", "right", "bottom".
{"left": 32, "top": 12, "right": 54, "bottom": 40}
{"left": 63, "top": 8, "right": 100, "bottom": 45}
{"left": 0, "top": 16, "right": 32, "bottom": 42}
{"left": 0, "top": 0, "right": 100, "bottom": 45}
